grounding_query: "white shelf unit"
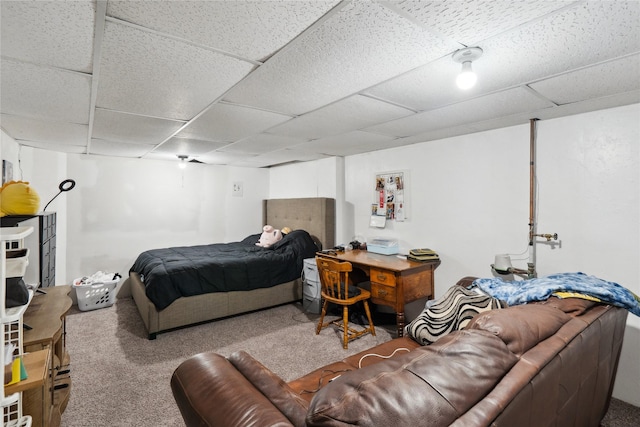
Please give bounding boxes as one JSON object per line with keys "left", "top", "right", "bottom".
{"left": 1, "top": 226, "right": 33, "bottom": 427}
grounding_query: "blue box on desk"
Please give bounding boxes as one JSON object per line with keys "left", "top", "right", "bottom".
{"left": 367, "top": 238, "right": 399, "bottom": 255}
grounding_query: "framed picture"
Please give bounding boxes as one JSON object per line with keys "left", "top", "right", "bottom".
{"left": 2, "top": 160, "right": 13, "bottom": 185}
{"left": 373, "top": 171, "right": 406, "bottom": 221}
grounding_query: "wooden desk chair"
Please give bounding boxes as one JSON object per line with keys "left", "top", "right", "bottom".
{"left": 315, "top": 256, "right": 375, "bottom": 349}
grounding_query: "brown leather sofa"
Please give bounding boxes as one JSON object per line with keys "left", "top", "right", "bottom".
{"left": 171, "top": 295, "right": 627, "bottom": 427}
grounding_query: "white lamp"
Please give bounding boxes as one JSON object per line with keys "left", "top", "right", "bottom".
{"left": 452, "top": 47, "right": 483, "bottom": 90}
{"left": 491, "top": 253, "right": 535, "bottom": 278}
{"left": 492, "top": 254, "right": 513, "bottom": 275}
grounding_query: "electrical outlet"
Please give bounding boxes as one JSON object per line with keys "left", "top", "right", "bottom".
{"left": 232, "top": 182, "right": 243, "bottom": 197}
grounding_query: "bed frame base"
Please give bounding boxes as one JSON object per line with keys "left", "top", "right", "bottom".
{"left": 129, "top": 272, "right": 303, "bottom": 339}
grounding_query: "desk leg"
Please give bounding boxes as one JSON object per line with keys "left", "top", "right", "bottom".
{"left": 396, "top": 312, "right": 405, "bottom": 337}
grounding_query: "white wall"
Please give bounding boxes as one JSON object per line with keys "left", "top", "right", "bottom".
{"left": 1, "top": 134, "right": 270, "bottom": 288}
{"left": 269, "top": 156, "right": 338, "bottom": 199}
{"left": 342, "top": 106, "right": 638, "bottom": 295}
{"left": 268, "top": 104, "right": 639, "bottom": 405}
{"left": 63, "top": 154, "right": 269, "bottom": 283}
{"left": 341, "top": 103, "right": 639, "bottom": 405}
{"left": 269, "top": 156, "right": 345, "bottom": 242}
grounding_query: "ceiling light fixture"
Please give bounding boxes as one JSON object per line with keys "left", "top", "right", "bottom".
{"left": 452, "top": 47, "right": 483, "bottom": 90}
{"left": 177, "top": 154, "right": 188, "bottom": 169}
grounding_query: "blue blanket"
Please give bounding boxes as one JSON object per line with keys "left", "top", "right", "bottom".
{"left": 472, "top": 272, "right": 640, "bottom": 317}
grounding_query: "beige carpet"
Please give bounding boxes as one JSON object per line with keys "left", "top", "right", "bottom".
{"left": 60, "top": 297, "right": 394, "bottom": 426}
{"left": 60, "top": 297, "right": 640, "bottom": 426}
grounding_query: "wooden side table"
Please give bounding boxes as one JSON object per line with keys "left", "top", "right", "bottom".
{"left": 22, "top": 286, "right": 72, "bottom": 427}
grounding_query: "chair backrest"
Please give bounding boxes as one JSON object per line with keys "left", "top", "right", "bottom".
{"left": 315, "top": 256, "right": 352, "bottom": 302}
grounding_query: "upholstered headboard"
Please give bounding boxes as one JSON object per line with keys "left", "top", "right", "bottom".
{"left": 263, "top": 198, "right": 335, "bottom": 250}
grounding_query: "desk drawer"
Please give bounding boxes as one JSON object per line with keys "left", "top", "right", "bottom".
{"left": 370, "top": 268, "right": 396, "bottom": 287}
{"left": 371, "top": 283, "right": 396, "bottom": 304}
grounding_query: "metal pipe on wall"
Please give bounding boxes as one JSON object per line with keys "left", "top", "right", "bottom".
{"left": 528, "top": 119, "right": 538, "bottom": 277}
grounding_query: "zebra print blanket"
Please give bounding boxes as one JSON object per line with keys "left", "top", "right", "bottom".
{"left": 405, "top": 285, "right": 506, "bottom": 345}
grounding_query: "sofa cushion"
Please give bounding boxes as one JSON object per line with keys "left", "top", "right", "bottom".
{"left": 288, "top": 338, "right": 421, "bottom": 403}
{"left": 466, "top": 303, "right": 570, "bottom": 357}
{"left": 342, "top": 336, "right": 421, "bottom": 369}
{"left": 405, "top": 285, "right": 506, "bottom": 345}
{"left": 306, "top": 329, "right": 518, "bottom": 427}
{"left": 287, "top": 361, "right": 355, "bottom": 404}
{"left": 535, "top": 295, "right": 596, "bottom": 316}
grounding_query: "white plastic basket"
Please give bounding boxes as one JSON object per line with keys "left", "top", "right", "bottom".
{"left": 73, "top": 278, "right": 119, "bottom": 311}
{"left": 5, "top": 249, "right": 29, "bottom": 278}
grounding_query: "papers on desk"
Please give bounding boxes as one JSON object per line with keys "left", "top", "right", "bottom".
{"left": 407, "top": 248, "right": 440, "bottom": 262}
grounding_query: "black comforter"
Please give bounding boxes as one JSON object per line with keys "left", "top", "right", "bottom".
{"left": 130, "top": 230, "right": 319, "bottom": 310}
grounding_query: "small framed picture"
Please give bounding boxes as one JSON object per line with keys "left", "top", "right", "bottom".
{"left": 2, "top": 160, "right": 13, "bottom": 184}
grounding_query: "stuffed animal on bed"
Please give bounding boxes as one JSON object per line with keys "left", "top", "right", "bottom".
{"left": 256, "top": 225, "right": 283, "bottom": 247}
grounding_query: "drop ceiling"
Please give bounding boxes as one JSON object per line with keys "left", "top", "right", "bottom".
{"left": 1, "top": 1, "right": 639, "bottom": 168}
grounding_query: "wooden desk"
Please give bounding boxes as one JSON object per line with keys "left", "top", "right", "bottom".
{"left": 23, "top": 285, "right": 72, "bottom": 427}
{"left": 316, "top": 250, "right": 440, "bottom": 336}
{"left": 24, "top": 286, "right": 72, "bottom": 350}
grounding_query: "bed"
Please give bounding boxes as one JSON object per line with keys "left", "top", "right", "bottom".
{"left": 128, "top": 197, "right": 335, "bottom": 339}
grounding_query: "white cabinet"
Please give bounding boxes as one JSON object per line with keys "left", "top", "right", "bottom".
{"left": 302, "top": 258, "right": 321, "bottom": 314}
{"left": 1, "top": 226, "right": 34, "bottom": 427}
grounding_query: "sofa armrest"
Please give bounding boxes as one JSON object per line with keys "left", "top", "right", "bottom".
{"left": 171, "top": 352, "right": 295, "bottom": 427}
{"left": 229, "top": 351, "right": 309, "bottom": 426}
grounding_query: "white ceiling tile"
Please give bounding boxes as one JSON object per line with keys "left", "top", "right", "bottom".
{"left": 18, "top": 140, "right": 87, "bottom": 154}
{"left": 525, "top": 90, "right": 640, "bottom": 122}
{"left": 0, "top": 115, "right": 88, "bottom": 146}
{"left": 475, "top": 2, "right": 640, "bottom": 86}
{"left": 178, "top": 103, "right": 292, "bottom": 142}
{"left": 387, "top": 0, "right": 570, "bottom": 45}
{"left": 197, "top": 151, "right": 257, "bottom": 166}
{"left": 142, "top": 151, "right": 207, "bottom": 165}
{"left": 364, "top": 58, "right": 472, "bottom": 111}
{"left": 529, "top": 55, "right": 640, "bottom": 105}
{"left": 466, "top": 114, "right": 536, "bottom": 134}
{"left": 392, "top": 125, "right": 479, "bottom": 146}
{"left": 221, "top": 134, "right": 308, "bottom": 155}
{"left": 294, "top": 130, "right": 398, "bottom": 157}
{"left": 0, "top": 1, "right": 637, "bottom": 167}
{"left": 89, "top": 139, "right": 154, "bottom": 158}
{"left": 224, "top": 1, "right": 455, "bottom": 115}
{"left": 366, "top": 87, "right": 554, "bottom": 137}
{"left": 152, "top": 137, "right": 230, "bottom": 156}
{"left": 227, "top": 159, "right": 277, "bottom": 168}
{"left": 269, "top": 149, "right": 332, "bottom": 163}
{"left": 0, "top": 0, "right": 95, "bottom": 73}
{"left": 96, "top": 21, "right": 254, "bottom": 120}
{"left": 229, "top": 149, "right": 320, "bottom": 168}
{"left": 268, "top": 95, "right": 414, "bottom": 139}
{"left": 142, "top": 152, "right": 185, "bottom": 163}
{"left": 92, "top": 109, "right": 185, "bottom": 145}
{"left": 367, "top": 2, "right": 640, "bottom": 112}
{"left": 0, "top": 59, "right": 91, "bottom": 123}
{"left": 106, "top": 1, "right": 340, "bottom": 61}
